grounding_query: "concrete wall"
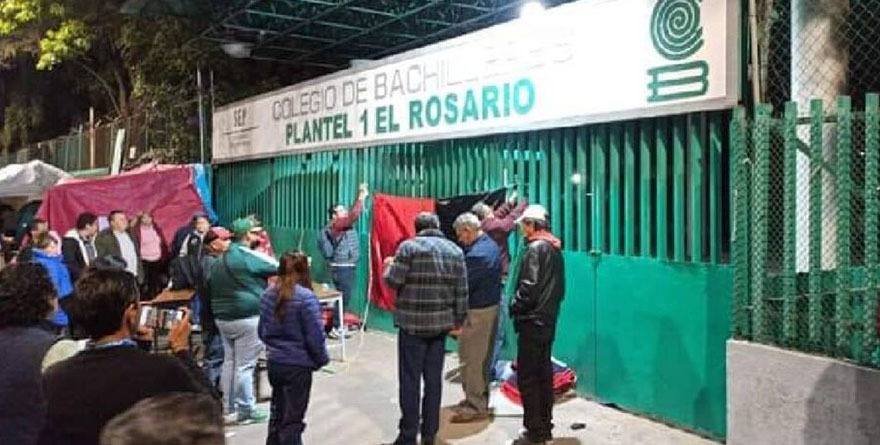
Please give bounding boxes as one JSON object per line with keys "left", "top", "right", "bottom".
{"left": 727, "top": 340, "right": 880, "bottom": 445}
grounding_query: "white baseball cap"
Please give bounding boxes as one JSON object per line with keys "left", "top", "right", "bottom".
{"left": 515, "top": 204, "right": 548, "bottom": 223}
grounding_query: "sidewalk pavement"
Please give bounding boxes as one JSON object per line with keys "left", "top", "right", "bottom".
{"left": 227, "top": 331, "right": 720, "bottom": 445}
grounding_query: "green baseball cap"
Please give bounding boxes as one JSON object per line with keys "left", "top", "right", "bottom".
{"left": 230, "top": 218, "right": 256, "bottom": 235}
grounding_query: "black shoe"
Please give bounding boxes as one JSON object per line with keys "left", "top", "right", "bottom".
{"left": 380, "top": 438, "right": 414, "bottom": 445}
{"left": 421, "top": 439, "right": 434, "bottom": 445}
{"left": 511, "top": 434, "right": 550, "bottom": 445}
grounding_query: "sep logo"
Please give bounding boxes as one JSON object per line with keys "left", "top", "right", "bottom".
{"left": 647, "top": 0, "right": 709, "bottom": 102}
{"left": 233, "top": 107, "right": 248, "bottom": 128}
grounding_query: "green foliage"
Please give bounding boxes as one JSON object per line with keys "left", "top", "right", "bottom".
{"left": 0, "top": 0, "right": 318, "bottom": 161}
{"left": 0, "top": 98, "right": 42, "bottom": 149}
{"left": 36, "top": 18, "right": 89, "bottom": 69}
{"left": 0, "top": 0, "right": 42, "bottom": 35}
{"left": 0, "top": 0, "right": 91, "bottom": 69}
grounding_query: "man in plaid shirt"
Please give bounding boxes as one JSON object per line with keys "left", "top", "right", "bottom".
{"left": 383, "top": 212, "right": 468, "bottom": 445}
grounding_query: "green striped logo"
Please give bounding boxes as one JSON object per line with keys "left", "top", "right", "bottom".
{"left": 651, "top": 0, "right": 705, "bottom": 61}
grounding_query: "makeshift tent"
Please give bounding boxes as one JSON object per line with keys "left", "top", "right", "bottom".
{"left": 37, "top": 164, "right": 217, "bottom": 237}
{"left": 0, "top": 160, "right": 71, "bottom": 200}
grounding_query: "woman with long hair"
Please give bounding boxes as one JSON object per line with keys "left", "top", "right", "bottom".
{"left": 130, "top": 211, "right": 168, "bottom": 300}
{"left": 258, "top": 252, "right": 329, "bottom": 445}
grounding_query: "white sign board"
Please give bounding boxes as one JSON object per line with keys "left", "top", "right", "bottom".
{"left": 212, "top": 0, "right": 739, "bottom": 163}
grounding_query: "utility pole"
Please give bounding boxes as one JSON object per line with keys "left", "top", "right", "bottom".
{"left": 792, "top": 0, "right": 849, "bottom": 271}
{"left": 89, "top": 107, "right": 96, "bottom": 169}
{"left": 197, "top": 66, "right": 207, "bottom": 164}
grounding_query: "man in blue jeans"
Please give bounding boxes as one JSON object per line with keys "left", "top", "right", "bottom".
{"left": 319, "top": 184, "right": 368, "bottom": 339}
{"left": 207, "top": 218, "right": 278, "bottom": 425}
{"left": 383, "top": 213, "right": 469, "bottom": 445}
{"left": 198, "top": 227, "right": 233, "bottom": 389}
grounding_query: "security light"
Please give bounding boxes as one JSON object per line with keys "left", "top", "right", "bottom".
{"left": 520, "top": 1, "right": 545, "bottom": 18}
{"left": 221, "top": 42, "right": 253, "bottom": 59}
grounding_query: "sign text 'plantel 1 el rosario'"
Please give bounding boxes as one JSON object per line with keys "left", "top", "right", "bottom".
{"left": 212, "top": 0, "right": 739, "bottom": 163}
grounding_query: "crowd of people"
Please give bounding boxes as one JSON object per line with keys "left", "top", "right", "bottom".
{"left": 381, "top": 197, "right": 565, "bottom": 445}
{"left": 0, "top": 185, "right": 566, "bottom": 445}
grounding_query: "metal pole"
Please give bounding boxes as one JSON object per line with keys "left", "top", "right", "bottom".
{"left": 792, "top": 0, "right": 849, "bottom": 271}
{"left": 210, "top": 69, "right": 215, "bottom": 113}
{"left": 197, "top": 66, "right": 207, "bottom": 164}
{"left": 748, "top": 0, "right": 762, "bottom": 105}
{"left": 89, "top": 107, "right": 96, "bottom": 169}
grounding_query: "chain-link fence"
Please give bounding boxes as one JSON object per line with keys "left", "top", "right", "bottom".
{"left": 734, "top": 0, "right": 880, "bottom": 366}
{"left": 759, "top": 0, "right": 880, "bottom": 110}
{"left": 733, "top": 94, "right": 880, "bottom": 367}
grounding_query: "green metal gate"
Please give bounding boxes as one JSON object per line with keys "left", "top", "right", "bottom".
{"left": 214, "top": 110, "right": 732, "bottom": 438}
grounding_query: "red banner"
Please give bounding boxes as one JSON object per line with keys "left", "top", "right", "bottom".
{"left": 369, "top": 193, "right": 435, "bottom": 311}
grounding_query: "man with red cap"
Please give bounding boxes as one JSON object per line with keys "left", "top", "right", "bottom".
{"left": 197, "top": 226, "right": 233, "bottom": 388}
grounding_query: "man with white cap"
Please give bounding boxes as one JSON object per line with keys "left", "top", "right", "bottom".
{"left": 509, "top": 204, "right": 565, "bottom": 445}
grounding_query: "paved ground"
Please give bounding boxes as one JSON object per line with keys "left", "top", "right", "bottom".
{"left": 227, "top": 331, "right": 719, "bottom": 445}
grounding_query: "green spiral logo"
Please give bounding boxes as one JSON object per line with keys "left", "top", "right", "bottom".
{"left": 651, "top": 0, "right": 704, "bottom": 61}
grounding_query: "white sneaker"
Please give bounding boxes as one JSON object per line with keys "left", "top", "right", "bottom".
{"left": 328, "top": 328, "right": 351, "bottom": 340}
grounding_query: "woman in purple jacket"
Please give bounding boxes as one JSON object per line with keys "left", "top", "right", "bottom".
{"left": 259, "top": 252, "right": 329, "bottom": 445}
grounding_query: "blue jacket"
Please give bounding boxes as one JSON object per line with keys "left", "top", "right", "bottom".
{"left": 463, "top": 234, "right": 502, "bottom": 309}
{"left": 32, "top": 249, "right": 73, "bottom": 326}
{"left": 258, "top": 284, "right": 329, "bottom": 370}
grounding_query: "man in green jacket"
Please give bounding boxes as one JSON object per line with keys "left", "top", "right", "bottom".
{"left": 207, "top": 218, "right": 278, "bottom": 425}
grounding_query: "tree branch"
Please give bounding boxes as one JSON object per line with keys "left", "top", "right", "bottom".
{"left": 72, "top": 59, "right": 121, "bottom": 116}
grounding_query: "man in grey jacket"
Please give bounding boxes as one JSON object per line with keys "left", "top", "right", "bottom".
{"left": 95, "top": 211, "right": 142, "bottom": 282}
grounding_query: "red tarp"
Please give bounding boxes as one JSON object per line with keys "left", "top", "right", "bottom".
{"left": 37, "top": 165, "right": 206, "bottom": 238}
{"left": 369, "top": 193, "right": 435, "bottom": 311}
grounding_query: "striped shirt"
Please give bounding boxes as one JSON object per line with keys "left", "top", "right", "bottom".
{"left": 384, "top": 229, "right": 468, "bottom": 337}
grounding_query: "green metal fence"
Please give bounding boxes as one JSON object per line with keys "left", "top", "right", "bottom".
{"left": 214, "top": 111, "right": 730, "bottom": 264}
{"left": 732, "top": 93, "right": 880, "bottom": 367}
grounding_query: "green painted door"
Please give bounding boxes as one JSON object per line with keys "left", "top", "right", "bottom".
{"left": 551, "top": 251, "right": 600, "bottom": 395}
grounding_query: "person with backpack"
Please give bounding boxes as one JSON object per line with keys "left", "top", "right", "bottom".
{"left": 318, "top": 184, "right": 368, "bottom": 339}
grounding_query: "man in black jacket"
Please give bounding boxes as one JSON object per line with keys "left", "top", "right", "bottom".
{"left": 62, "top": 212, "right": 99, "bottom": 282}
{"left": 40, "top": 267, "right": 216, "bottom": 445}
{"left": 509, "top": 204, "right": 565, "bottom": 445}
